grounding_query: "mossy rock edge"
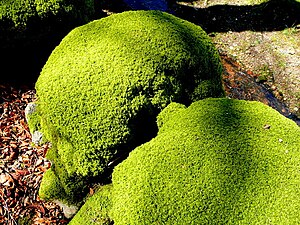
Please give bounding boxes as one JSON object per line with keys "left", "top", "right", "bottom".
{"left": 69, "top": 185, "right": 112, "bottom": 225}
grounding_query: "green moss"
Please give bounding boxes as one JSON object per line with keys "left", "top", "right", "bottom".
{"left": 17, "top": 215, "right": 34, "bottom": 225}
{"left": 39, "top": 142, "right": 88, "bottom": 204}
{"left": 39, "top": 168, "right": 65, "bottom": 201}
{"left": 69, "top": 185, "right": 113, "bottom": 225}
{"left": 35, "top": 10, "right": 223, "bottom": 203}
{"left": 112, "top": 98, "right": 300, "bottom": 224}
{"left": 27, "top": 110, "right": 42, "bottom": 134}
{"left": 0, "top": 0, "right": 95, "bottom": 85}
{"left": 0, "top": 0, "right": 94, "bottom": 29}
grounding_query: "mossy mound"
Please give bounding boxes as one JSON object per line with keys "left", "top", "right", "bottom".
{"left": 33, "top": 11, "right": 223, "bottom": 203}
{"left": 112, "top": 98, "right": 300, "bottom": 224}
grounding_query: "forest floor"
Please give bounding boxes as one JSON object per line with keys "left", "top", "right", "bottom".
{"left": 0, "top": 0, "right": 299, "bottom": 224}
{"left": 171, "top": 0, "right": 300, "bottom": 118}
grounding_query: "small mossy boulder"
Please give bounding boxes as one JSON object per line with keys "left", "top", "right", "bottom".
{"left": 112, "top": 98, "right": 300, "bottom": 224}
{"left": 33, "top": 10, "right": 224, "bottom": 203}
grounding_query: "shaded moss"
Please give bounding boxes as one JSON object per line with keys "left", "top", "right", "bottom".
{"left": 112, "top": 98, "right": 300, "bottom": 224}
{"left": 40, "top": 142, "right": 88, "bottom": 204}
{"left": 69, "top": 185, "right": 113, "bottom": 225}
{"left": 0, "top": 0, "right": 95, "bottom": 85}
{"left": 26, "top": 110, "right": 42, "bottom": 135}
{"left": 0, "top": 0, "right": 94, "bottom": 31}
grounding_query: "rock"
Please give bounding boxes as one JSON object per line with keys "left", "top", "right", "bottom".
{"left": 24, "top": 102, "right": 37, "bottom": 122}
{"left": 25, "top": 103, "right": 44, "bottom": 145}
{"left": 32, "top": 131, "right": 43, "bottom": 145}
{"left": 53, "top": 200, "right": 79, "bottom": 219}
{"left": 35, "top": 10, "right": 224, "bottom": 204}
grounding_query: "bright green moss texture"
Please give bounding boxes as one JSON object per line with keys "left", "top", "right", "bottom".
{"left": 112, "top": 98, "right": 300, "bottom": 224}
{"left": 35, "top": 11, "right": 223, "bottom": 203}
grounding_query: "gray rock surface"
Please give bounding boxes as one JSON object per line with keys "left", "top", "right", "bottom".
{"left": 25, "top": 102, "right": 37, "bottom": 122}
{"left": 32, "top": 131, "right": 43, "bottom": 145}
{"left": 25, "top": 102, "right": 44, "bottom": 145}
{"left": 54, "top": 200, "right": 79, "bottom": 219}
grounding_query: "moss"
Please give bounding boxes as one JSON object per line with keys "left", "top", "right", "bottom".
{"left": 35, "top": 10, "right": 223, "bottom": 203}
{"left": 69, "top": 185, "right": 113, "bottom": 225}
{"left": 39, "top": 142, "right": 88, "bottom": 204}
{"left": 26, "top": 110, "right": 42, "bottom": 135}
{"left": 0, "top": 0, "right": 94, "bottom": 30}
{"left": 112, "top": 98, "right": 300, "bottom": 224}
{"left": 39, "top": 168, "right": 65, "bottom": 201}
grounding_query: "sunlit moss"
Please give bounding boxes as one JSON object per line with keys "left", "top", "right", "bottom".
{"left": 36, "top": 10, "right": 223, "bottom": 204}
{"left": 112, "top": 98, "right": 300, "bottom": 224}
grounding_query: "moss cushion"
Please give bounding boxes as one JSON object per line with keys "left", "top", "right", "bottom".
{"left": 33, "top": 10, "right": 223, "bottom": 203}
{"left": 112, "top": 98, "right": 300, "bottom": 224}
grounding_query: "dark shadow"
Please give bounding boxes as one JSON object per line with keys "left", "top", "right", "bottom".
{"left": 96, "top": 0, "right": 131, "bottom": 13}
{"left": 0, "top": 7, "right": 106, "bottom": 89}
{"left": 0, "top": 34, "right": 64, "bottom": 89}
{"left": 172, "top": 0, "right": 300, "bottom": 32}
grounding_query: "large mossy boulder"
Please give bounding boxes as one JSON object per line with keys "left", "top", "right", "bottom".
{"left": 112, "top": 98, "right": 300, "bottom": 224}
{"left": 0, "top": 0, "right": 95, "bottom": 85}
{"left": 32, "top": 10, "right": 224, "bottom": 204}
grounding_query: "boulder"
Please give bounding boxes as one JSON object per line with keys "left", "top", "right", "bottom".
{"left": 33, "top": 10, "right": 224, "bottom": 204}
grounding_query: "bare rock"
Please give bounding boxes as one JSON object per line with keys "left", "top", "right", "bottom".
{"left": 24, "top": 102, "right": 37, "bottom": 122}
{"left": 53, "top": 200, "right": 79, "bottom": 219}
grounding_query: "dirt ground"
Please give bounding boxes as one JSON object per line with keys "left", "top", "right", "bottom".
{"left": 171, "top": 0, "right": 300, "bottom": 117}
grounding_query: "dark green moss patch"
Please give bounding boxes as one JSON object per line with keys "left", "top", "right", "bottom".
{"left": 69, "top": 185, "right": 112, "bottom": 225}
{"left": 0, "top": 0, "right": 95, "bottom": 85}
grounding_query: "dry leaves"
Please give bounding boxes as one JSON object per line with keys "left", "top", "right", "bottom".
{"left": 0, "top": 85, "right": 69, "bottom": 225}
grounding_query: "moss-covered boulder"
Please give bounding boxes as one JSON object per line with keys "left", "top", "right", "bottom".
{"left": 112, "top": 98, "right": 300, "bottom": 224}
{"left": 0, "top": 0, "right": 95, "bottom": 84}
{"left": 32, "top": 10, "right": 223, "bottom": 204}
